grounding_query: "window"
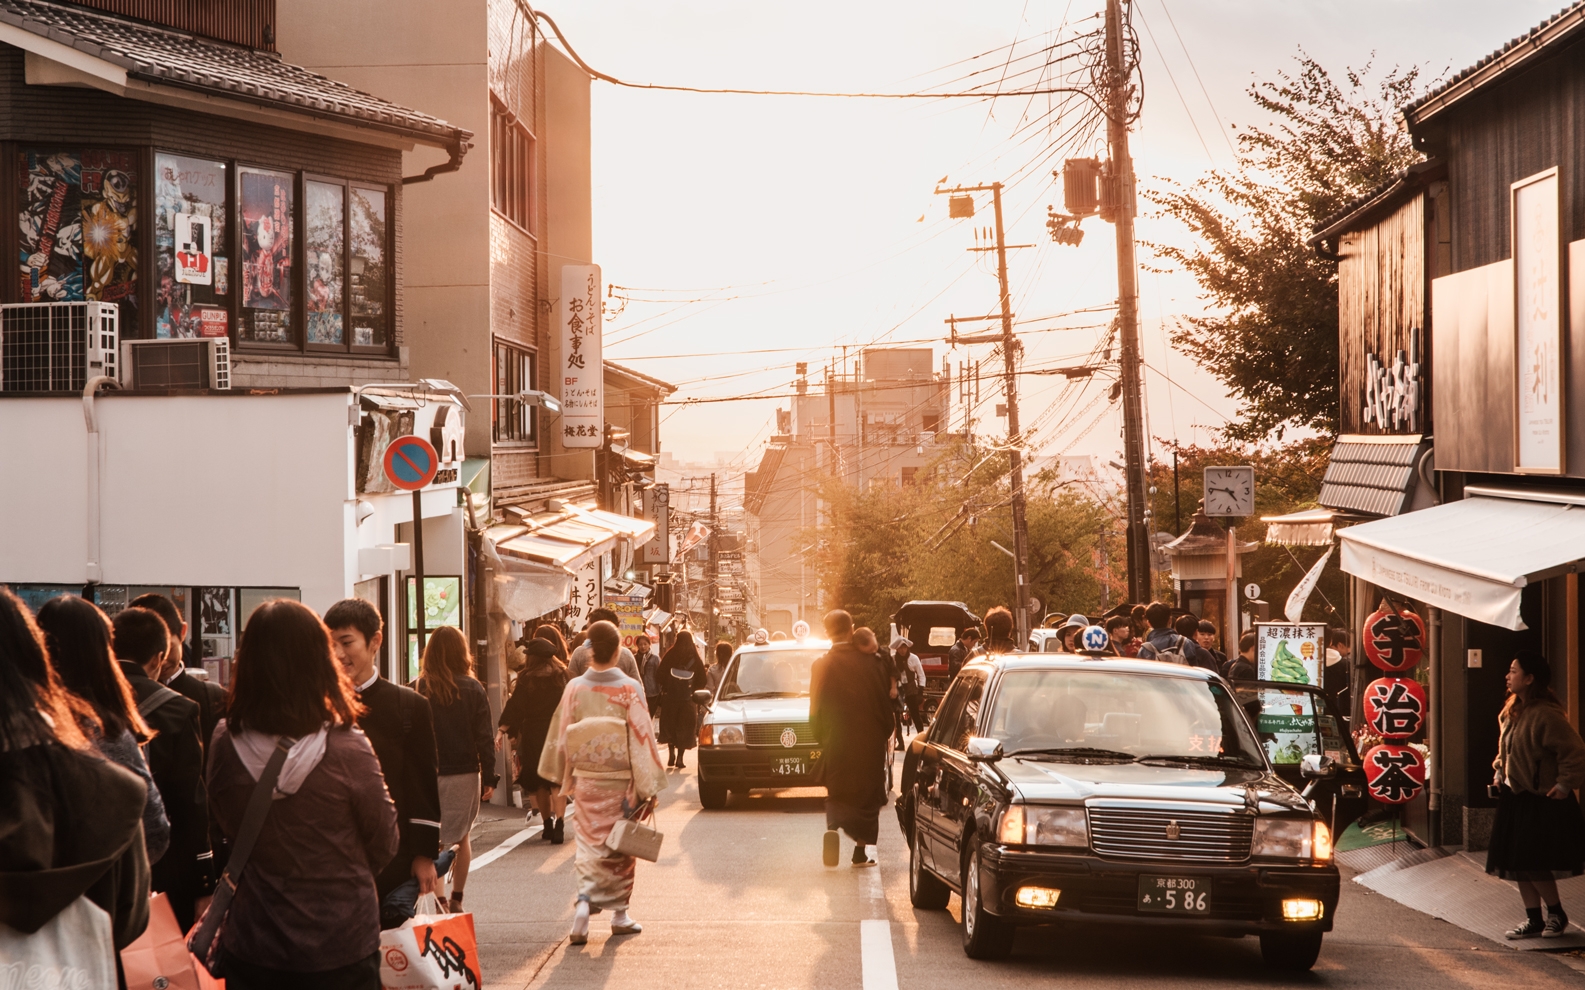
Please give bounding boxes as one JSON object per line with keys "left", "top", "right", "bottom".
{"left": 922, "top": 411, "right": 941, "bottom": 433}
{"left": 493, "top": 340, "right": 537, "bottom": 444}
{"left": 348, "top": 186, "right": 389, "bottom": 348}
{"left": 19, "top": 149, "right": 139, "bottom": 325}
{"left": 238, "top": 166, "right": 295, "bottom": 344}
{"left": 901, "top": 466, "right": 919, "bottom": 486}
{"left": 304, "top": 179, "right": 345, "bottom": 344}
{"left": 154, "top": 153, "right": 228, "bottom": 339}
{"left": 302, "top": 177, "right": 390, "bottom": 352}
{"left": 490, "top": 99, "right": 535, "bottom": 231}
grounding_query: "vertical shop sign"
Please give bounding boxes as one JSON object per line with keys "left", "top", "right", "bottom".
{"left": 1255, "top": 623, "right": 1326, "bottom": 687}
{"left": 559, "top": 265, "right": 603, "bottom": 447}
{"left": 1513, "top": 168, "right": 1563, "bottom": 473}
{"left": 642, "top": 483, "right": 671, "bottom": 564}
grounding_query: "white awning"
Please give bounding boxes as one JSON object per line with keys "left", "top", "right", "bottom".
{"left": 1262, "top": 508, "right": 1336, "bottom": 547}
{"left": 1337, "top": 493, "right": 1585, "bottom": 630}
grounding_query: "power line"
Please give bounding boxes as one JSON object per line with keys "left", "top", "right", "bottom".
{"left": 1156, "top": 0, "right": 1237, "bottom": 159}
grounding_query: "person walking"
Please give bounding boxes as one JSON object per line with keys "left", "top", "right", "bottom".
{"left": 568, "top": 608, "right": 641, "bottom": 680}
{"left": 0, "top": 587, "right": 152, "bottom": 962}
{"left": 635, "top": 634, "right": 661, "bottom": 720}
{"left": 948, "top": 627, "right": 981, "bottom": 677}
{"left": 36, "top": 594, "right": 170, "bottom": 864}
{"left": 1105, "top": 615, "right": 1138, "bottom": 657}
{"left": 324, "top": 599, "right": 442, "bottom": 920}
{"left": 1226, "top": 630, "right": 1258, "bottom": 681}
{"left": 498, "top": 637, "right": 570, "bottom": 842}
{"left": 893, "top": 637, "right": 926, "bottom": 736}
{"left": 708, "top": 641, "right": 733, "bottom": 694}
{"left": 983, "top": 607, "right": 1020, "bottom": 654}
{"left": 206, "top": 599, "right": 399, "bottom": 988}
{"left": 414, "top": 626, "right": 499, "bottom": 915}
{"left": 538, "top": 620, "right": 666, "bottom": 945}
{"left": 1136, "top": 603, "right": 1218, "bottom": 671}
{"left": 111, "top": 606, "right": 214, "bottom": 932}
{"left": 657, "top": 632, "right": 706, "bottom": 769}
{"left": 130, "top": 593, "right": 227, "bottom": 753}
{"left": 1196, "top": 620, "right": 1229, "bottom": 672}
{"left": 534, "top": 623, "right": 570, "bottom": 663}
{"left": 1486, "top": 651, "right": 1585, "bottom": 939}
{"left": 810, "top": 610, "right": 895, "bottom": 869}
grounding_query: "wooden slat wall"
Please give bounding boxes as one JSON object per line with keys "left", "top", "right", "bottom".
{"left": 1337, "top": 194, "right": 1426, "bottom": 434}
{"left": 1430, "top": 260, "right": 1515, "bottom": 472}
{"left": 71, "top": 0, "right": 276, "bottom": 50}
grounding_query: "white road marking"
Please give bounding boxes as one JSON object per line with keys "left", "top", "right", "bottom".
{"left": 470, "top": 826, "right": 540, "bottom": 872}
{"left": 861, "top": 919, "right": 900, "bottom": 990}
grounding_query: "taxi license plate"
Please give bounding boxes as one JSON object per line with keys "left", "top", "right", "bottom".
{"left": 1137, "top": 875, "right": 1211, "bottom": 914}
{"left": 773, "top": 756, "right": 810, "bottom": 776}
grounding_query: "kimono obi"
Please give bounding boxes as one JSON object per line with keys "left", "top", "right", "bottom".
{"left": 563, "top": 715, "right": 634, "bottom": 779}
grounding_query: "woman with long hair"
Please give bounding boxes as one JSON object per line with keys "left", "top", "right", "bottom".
{"left": 0, "top": 587, "right": 151, "bottom": 961}
{"left": 534, "top": 623, "right": 570, "bottom": 662}
{"left": 1488, "top": 650, "right": 1585, "bottom": 939}
{"left": 36, "top": 594, "right": 170, "bottom": 864}
{"left": 414, "top": 626, "right": 497, "bottom": 914}
{"left": 499, "top": 636, "right": 570, "bottom": 841}
{"left": 656, "top": 631, "right": 706, "bottom": 768}
{"left": 206, "top": 600, "right": 398, "bottom": 988}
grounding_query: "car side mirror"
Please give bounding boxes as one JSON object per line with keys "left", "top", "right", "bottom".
{"left": 692, "top": 689, "right": 713, "bottom": 706}
{"left": 1299, "top": 754, "right": 1337, "bottom": 780}
{"left": 965, "top": 736, "right": 1004, "bottom": 762}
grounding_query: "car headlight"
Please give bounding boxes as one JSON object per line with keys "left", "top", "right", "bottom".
{"left": 1252, "top": 818, "right": 1332, "bottom": 861}
{"left": 997, "top": 805, "right": 1088, "bottom": 847}
{"left": 710, "top": 723, "right": 745, "bottom": 746}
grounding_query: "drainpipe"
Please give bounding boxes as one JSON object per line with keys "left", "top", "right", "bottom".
{"left": 1427, "top": 606, "right": 1442, "bottom": 846}
{"left": 82, "top": 376, "right": 119, "bottom": 585}
{"left": 402, "top": 134, "right": 471, "bottom": 185}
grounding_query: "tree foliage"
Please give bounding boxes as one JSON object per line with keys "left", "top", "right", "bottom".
{"left": 1147, "top": 57, "right": 1427, "bottom": 442}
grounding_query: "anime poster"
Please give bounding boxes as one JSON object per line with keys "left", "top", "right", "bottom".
{"left": 239, "top": 167, "right": 294, "bottom": 343}
{"left": 155, "top": 154, "right": 228, "bottom": 339}
{"left": 348, "top": 186, "right": 387, "bottom": 347}
{"left": 305, "top": 180, "right": 345, "bottom": 345}
{"left": 19, "top": 150, "right": 138, "bottom": 322}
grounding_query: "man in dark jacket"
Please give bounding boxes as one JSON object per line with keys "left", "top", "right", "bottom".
{"left": 810, "top": 610, "right": 895, "bottom": 869}
{"left": 130, "top": 593, "right": 226, "bottom": 751}
{"left": 948, "top": 627, "right": 981, "bottom": 677}
{"left": 1136, "top": 602, "right": 1218, "bottom": 671}
{"left": 112, "top": 606, "right": 213, "bottom": 932}
{"left": 1226, "top": 630, "right": 1258, "bottom": 681}
{"left": 325, "top": 598, "right": 442, "bottom": 917}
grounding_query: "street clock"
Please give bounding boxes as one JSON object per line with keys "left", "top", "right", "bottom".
{"left": 1203, "top": 466, "right": 1255, "bottom": 517}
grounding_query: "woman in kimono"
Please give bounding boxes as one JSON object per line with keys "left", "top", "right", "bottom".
{"left": 656, "top": 633, "right": 707, "bottom": 768}
{"left": 539, "top": 620, "right": 666, "bottom": 944}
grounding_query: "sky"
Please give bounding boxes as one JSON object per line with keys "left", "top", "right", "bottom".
{"left": 546, "top": 0, "right": 1562, "bottom": 471}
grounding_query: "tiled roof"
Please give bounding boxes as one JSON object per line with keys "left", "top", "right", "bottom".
{"left": 1318, "top": 436, "right": 1428, "bottom": 517}
{"left": 0, "top": 0, "right": 469, "bottom": 146}
{"left": 1404, "top": 1, "right": 1585, "bottom": 126}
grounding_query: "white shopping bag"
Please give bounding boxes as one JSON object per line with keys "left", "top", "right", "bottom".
{"left": 379, "top": 894, "right": 482, "bottom": 990}
{"left": 0, "top": 896, "right": 115, "bottom": 990}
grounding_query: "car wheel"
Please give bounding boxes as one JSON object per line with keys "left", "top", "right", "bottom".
{"left": 699, "top": 778, "right": 729, "bottom": 810}
{"left": 909, "top": 820, "right": 950, "bottom": 910}
{"left": 1259, "top": 930, "right": 1323, "bottom": 971}
{"left": 960, "top": 842, "right": 1014, "bottom": 959}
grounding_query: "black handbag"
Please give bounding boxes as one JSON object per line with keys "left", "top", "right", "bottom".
{"left": 187, "top": 737, "right": 291, "bottom": 977}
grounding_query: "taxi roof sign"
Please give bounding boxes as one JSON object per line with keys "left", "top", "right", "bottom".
{"left": 383, "top": 435, "right": 439, "bottom": 491}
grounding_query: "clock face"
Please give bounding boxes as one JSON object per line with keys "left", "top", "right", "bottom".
{"left": 1203, "top": 466, "right": 1255, "bottom": 517}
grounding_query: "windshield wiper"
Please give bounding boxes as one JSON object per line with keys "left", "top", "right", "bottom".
{"left": 725, "top": 691, "right": 804, "bottom": 700}
{"left": 1134, "top": 754, "right": 1261, "bottom": 769}
{"left": 1007, "top": 746, "right": 1136, "bottom": 761}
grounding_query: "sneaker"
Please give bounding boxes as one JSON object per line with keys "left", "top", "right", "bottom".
{"left": 1544, "top": 914, "right": 1569, "bottom": 938}
{"left": 1506, "top": 917, "right": 1545, "bottom": 939}
{"left": 822, "top": 829, "right": 840, "bottom": 867}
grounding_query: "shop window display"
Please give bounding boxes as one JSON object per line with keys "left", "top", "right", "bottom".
{"left": 238, "top": 166, "right": 295, "bottom": 344}
{"left": 349, "top": 186, "right": 388, "bottom": 348}
{"left": 305, "top": 179, "right": 346, "bottom": 345}
{"left": 155, "top": 153, "right": 229, "bottom": 339}
{"left": 18, "top": 149, "right": 138, "bottom": 324}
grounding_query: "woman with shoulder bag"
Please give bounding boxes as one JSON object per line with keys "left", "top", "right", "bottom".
{"left": 1487, "top": 650, "right": 1585, "bottom": 939}
{"left": 498, "top": 637, "right": 569, "bottom": 841}
{"left": 205, "top": 600, "right": 398, "bottom": 989}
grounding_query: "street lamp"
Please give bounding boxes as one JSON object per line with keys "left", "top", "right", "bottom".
{"left": 466, "top": 389, "right": 562, "bottom": 415}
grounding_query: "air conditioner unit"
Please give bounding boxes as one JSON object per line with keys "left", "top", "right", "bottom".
{"left": 0, "top": 301, "right": 119, "bottom": 391}
{"left": 120, "top": 337, "right": 231, "bottom": 390}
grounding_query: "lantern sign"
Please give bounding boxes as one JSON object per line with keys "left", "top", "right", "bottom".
{"left": 1364, "top": 602, "right": 1426, "bottom": 673}
{"left": 1363, "top": 677, "right": 1427, "bottom": 739}
{"left": 1363, "top": 744, "right": 1426, "bottom": 804}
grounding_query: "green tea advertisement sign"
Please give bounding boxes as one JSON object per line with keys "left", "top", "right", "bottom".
{"left": 1255, "top": 622, "right": 1326, "bottom": 688}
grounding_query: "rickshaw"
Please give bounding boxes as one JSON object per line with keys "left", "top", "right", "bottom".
{"left": 891, "top": 600, "right": 981, "bottom": 722}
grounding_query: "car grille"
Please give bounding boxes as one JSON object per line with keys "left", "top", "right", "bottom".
{"left": 745, "top": 722, "right": 815, "bottom": 747}
{"left": 1087, "top": 807, "right": 1253, "bottom": 863}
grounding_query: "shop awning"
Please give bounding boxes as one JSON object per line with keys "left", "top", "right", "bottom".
{"left": 571, "top": 507, "right": 657, "bottom": 545}
{"left": 1262, "top": 508, "right": 1336, "bottom": 547}
{"left": 1338, "top": 490, "right": 1585, "bottom": 630}
{"left": 496, "top": 532, "right": 588, "bottom": 568}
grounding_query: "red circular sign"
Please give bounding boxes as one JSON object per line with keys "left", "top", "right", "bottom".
{"left": 382, "top": 435, "right": 439, "bottom": 491}
{"left": 383, "top": 947, "right": 409, "bottom": 972}
{"left": 1363, "top": 677, "right": 1428, "bottom": 740}
{"left": 1363, "top": 743, "right": 1426, "bottom": 804}
{"left": 1364, "top": 604, "right": 1426, "bottom": 673}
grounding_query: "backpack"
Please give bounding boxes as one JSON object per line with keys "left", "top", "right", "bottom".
{"left": 1139, "top": 634, "right": 1191, "bottom": 666}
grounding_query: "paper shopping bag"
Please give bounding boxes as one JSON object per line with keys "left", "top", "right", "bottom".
{"left": 121, "top": 892, "right": 224, "bottom": 990}
{"left": 379, "top": 903, "right": 481, "bottom": 990}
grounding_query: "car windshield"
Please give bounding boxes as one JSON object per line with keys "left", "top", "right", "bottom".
{"left": 980, "top": 668, "right": 1266, "bottom": 767}
{"left": 719, "top": 649, "right": 825, "bottom": 700}
{"left": 1232, "top": 684, "right": 1357, "bottom": 768}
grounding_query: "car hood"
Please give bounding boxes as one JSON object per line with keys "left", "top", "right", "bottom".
{"left": 706, "top": 697, "right": 811, "bottom": 723}
{"left": 998, "top": 757, "right": 1305, "bottom": 810}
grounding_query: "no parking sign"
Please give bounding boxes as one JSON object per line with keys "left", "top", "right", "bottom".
{"left": 383, "top": 435, "right": 439, "bottom": 491}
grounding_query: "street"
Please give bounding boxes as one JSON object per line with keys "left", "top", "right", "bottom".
{"left": 461, "top": 760, "right": 1585, "bottom": 990}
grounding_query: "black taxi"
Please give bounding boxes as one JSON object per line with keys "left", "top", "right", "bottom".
{"left": 897, "top": 655, "right": 1339, "bottom": 969}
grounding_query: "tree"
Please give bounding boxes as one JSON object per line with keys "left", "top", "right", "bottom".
{"left": 1148, "top": 57, "right": 1428, "bottom": 442}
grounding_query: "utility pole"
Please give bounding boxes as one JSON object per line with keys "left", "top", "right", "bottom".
{"left": 1105, "top": 0, "right": 1152, "bottom": 606}
{"left": 708, "top": 471, "right": 719, "bottom": 646}
{"left": 938, "top": 181, "right": 1034, "bottom": 646}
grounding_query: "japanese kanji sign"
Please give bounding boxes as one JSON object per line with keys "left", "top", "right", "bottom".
{"left": 1362, "top": 743, "right": 1426, "bottom": 804}
{"left": 1255, "top": 623, "right": 1325, "bottom": 688}
{"left": 1364, "top": 602, "right": 1425, "bottom": 673}
{"left": 1363, "top": 677, "right": 1427, "bottom": 740}
{"left": 559, "top": 264, "right": 603, "bottom": 448}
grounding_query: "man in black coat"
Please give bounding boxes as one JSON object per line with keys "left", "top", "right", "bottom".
{"left": 111, "top": 606, "right": 213, "bottom": 933}
{"left": 325, "top": 598, "right": 442, "bottom": 919}
{"left": 810, "top": 610, "right": 896, "bottom": 869}
{"left": 130, "top": 593, "right": 226, "bottom": 751}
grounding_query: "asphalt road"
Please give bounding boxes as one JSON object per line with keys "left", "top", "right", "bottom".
{"left": 460, "top": 760, "right": 1585, "bottom": 990}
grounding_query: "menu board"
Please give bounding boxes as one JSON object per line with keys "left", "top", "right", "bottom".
{"left": 1255, "top": 622, "right": 1326, "bottom": 688}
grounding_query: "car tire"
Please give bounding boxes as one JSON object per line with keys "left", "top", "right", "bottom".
{"left": 909, "top": 820, "right": 950, "bottom": 910}
{"left": 960, "top": 842, "right": 1014, "bottom": 959}
{"left": 699, "top": 778, "right": 729, "bottom": 810}
{"left": 1259, "top": 930, "right": 1323, "bottom": 971}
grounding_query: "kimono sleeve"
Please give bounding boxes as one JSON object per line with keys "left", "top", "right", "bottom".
{"left": 625, "top": 686, "right": 667, "bottom": 801}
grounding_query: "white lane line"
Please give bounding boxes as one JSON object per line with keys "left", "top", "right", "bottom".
{"left": 861, "top": 919, "right": 900, "bottom": 990}
{"left": 470, "top": 826, "right": 540, "bottom": 872}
